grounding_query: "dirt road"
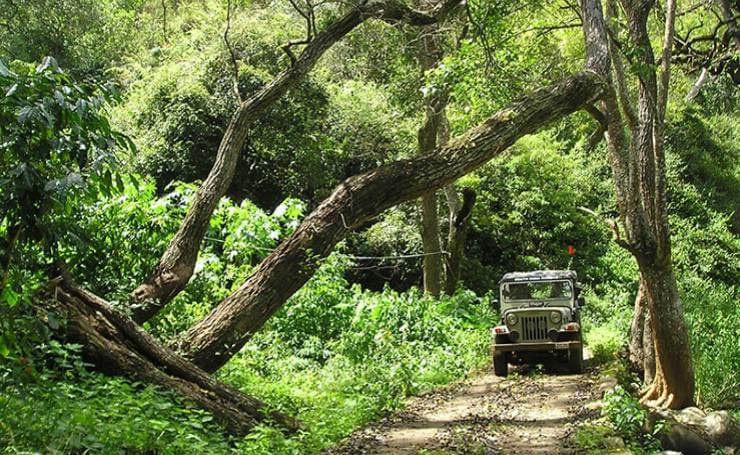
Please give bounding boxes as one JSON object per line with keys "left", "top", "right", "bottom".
{"left": 327, "top": 360, "right": 600, "bottom": 454}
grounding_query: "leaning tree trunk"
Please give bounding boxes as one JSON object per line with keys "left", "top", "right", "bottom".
{"left": 444, "top": 188, "right": 475, "bottom": 295}
{"left": 129, "top": 9, "right": 370, "bottom": 321}
{"left": 175, "top": 69, "right": 607, "bottom": 372}
{"left": 130, "top": 0, "right": 464, "bottom": 322}
{"left": 47, "top": 275, "right": 301, "bottom": 436}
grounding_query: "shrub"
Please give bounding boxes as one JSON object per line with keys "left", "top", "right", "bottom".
{"left": 680, "top": 276, "right": 740, "bottom": 408}
{"left": 602, "top": 386, "right": 662, "bottom": 451}
{"left": 0, "top": 369, "right": 233, "bottom": 453}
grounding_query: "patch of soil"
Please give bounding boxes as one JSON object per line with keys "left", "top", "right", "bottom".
{"left": 327, "top": 358, "right": 600, "bottom": 454}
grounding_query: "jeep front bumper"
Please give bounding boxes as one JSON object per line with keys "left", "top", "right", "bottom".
{"left": 492, "top": 340, "right": 582, "bottom": 352}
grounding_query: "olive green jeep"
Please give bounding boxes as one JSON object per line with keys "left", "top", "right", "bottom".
{"left": 491, "top": 270, "right": 585, "bottom": 377}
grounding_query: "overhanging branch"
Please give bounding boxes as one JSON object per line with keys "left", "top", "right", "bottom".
{"left": 178, "top": 70, "right": 607, "bottom": 372}
{"left": 131, "top": 0, "right": 465, "bottom": 321}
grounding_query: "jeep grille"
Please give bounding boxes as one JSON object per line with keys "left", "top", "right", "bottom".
{"left": 521, "top": 315, "right": 549, "bottom": 341}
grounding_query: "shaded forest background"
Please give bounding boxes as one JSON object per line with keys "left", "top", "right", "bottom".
{"left": 0, "top": 0, "right": 737, "bottom": 452}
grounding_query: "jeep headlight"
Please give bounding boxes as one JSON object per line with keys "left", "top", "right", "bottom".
{"left": 550, "top": 311, "right": 562, "bottom": 323}
{"left": 506, "top": 313, "right": 518, "bottom": 326}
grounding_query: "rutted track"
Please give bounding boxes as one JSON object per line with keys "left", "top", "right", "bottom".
{"left": 327, "top": 359, "right": 599, "bottom": 454}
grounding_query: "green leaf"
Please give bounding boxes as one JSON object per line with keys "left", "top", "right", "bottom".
{"left": 5, "top": 83, "right": 18, "bottom": 97}
{"left": 46, "top": 311, "right": 60, "bottom": 330}
{"left": 114, "top": 173, "right": 125, "bottom": 193}
{"left": 102, "top": 169, "right": 112, "bottom": 189}
{"left": 53, "top": 90, "right": 66, "bottom": 106}
{"left": 35, "top": 56, "right": 58, "bottom": 74}
{"left": 18, "top": 106, "right": 34, "bottom": 124}
{"left": 2, "top": 286, "right": 19, "bottom": 308}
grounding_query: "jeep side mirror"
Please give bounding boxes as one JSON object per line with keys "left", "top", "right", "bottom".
{"left": 492, "top": 299, "right": 500, "bottom": 311}
{"left": 577, "top": 296, "right": 586, "bottom": 307}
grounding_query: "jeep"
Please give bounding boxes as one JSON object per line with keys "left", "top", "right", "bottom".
{"left": 491, "top": 270, "right": 585, "bottom": 377}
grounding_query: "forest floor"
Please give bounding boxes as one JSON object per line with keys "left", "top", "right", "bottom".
{"left": 327, "top": 354, "right": 603, "bottom": 454}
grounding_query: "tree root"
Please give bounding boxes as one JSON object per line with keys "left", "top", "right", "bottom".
{"left": 641, "top": 366, "right": 682, "bottom": 410}
{"left": 48, "top": 276, "right": 302, "bottom": 437}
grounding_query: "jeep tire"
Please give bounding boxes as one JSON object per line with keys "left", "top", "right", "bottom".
{"left": 568, "top": 344, "right": 584, "bottom": 373}
{"left": 493, "top": 352, "right": 509, "bottom": 377}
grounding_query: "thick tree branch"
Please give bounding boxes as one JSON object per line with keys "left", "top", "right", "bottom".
{"left": 176, "top": 69, "right": 607, "bottom": 372}
{"left": 130, "top": 0, "right": 464, "bottom": 321}
{"left": 604, "top": 0, "right": 639, "bottom": 131}
{"left": 584, "top": 104, "right": 607, "bottom": 149}
{"left": 653, "top": 0, "right": 677, "bottom": 259}
{"left": 224, "top": 0, "right": 241, "bottom": 101}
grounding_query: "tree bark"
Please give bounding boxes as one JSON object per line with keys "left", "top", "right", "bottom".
{"left": 421, "top": 193, "right": 442, "bottom": 297}
{"left": 130, "top": 0, "right": 464, "bottom": 322}
{"left": 638, "top": 261, "right": 693, "bottom": 409}
{"left": 49, "top": 276, "right": 301, "bottom": 437}
{"left": 629, "top": 278, "right": 655, "bottom": 384}
{"left": 417, "top": 23, "right": 447, "bottom": 298}
{"left": 444, "top": 188, "right": 475, "bottom": 295}
{"left": 629, "top": 282, "right": 646, "bottom": 371}
{"left": 643, "top": 301, "right": 655, "bottom": 386}
{"left": 175, "top": 70, "right": 607, "bottom": 372}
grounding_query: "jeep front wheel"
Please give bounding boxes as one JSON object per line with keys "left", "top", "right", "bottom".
{"left": 493, "top": 352, "right": 509, "bottom": 377}
{"left": 568, "top": 344, "right": 584, "bottom": 373}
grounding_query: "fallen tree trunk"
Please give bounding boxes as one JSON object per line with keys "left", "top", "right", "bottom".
{"left": 48, "top": 276, "right": 301, "bottom": 437}
{"left": 176, "top": 69, "right": 608, "bottom": 372}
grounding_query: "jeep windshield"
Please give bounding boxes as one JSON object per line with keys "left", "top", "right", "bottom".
{"left": 501, "top": 280, "right": 573, "bottom": 307}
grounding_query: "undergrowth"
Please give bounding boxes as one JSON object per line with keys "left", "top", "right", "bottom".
{"left": 2, "top": 176, "right": 736, "bottom": 453}
{"left": 0, "top": 262, "right": 492, "bottom": 453}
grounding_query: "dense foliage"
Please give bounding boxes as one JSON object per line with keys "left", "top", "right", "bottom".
{"left": 0, "top": 0, "right": 737, "bottom": 453}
